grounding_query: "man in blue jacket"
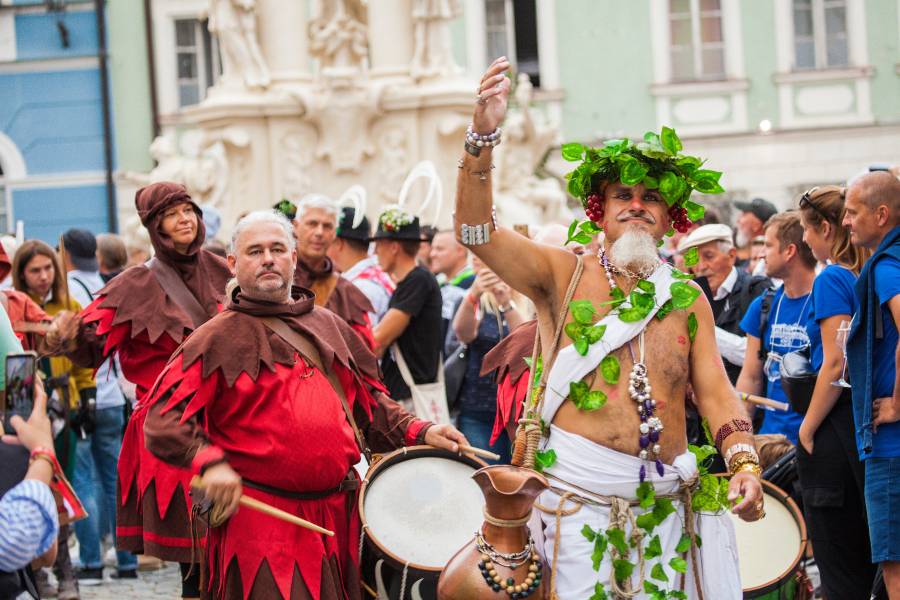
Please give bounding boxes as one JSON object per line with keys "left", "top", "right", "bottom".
{"left": 844, "top": 171, "right": 900, "bottom": 597}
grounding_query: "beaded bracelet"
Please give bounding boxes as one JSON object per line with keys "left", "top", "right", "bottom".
{"left": 714, "top": 417, "right": 753, "bottom": 449}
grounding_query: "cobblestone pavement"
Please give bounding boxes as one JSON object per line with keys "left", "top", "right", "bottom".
{"left": 78, "top": 563, "right": 180, "bottom": 600}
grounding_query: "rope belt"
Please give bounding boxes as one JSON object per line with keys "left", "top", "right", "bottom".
{"left": 534, "top": 474, "right": 704, "bottom": 600}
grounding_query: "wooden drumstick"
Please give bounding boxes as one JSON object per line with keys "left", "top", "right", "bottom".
{"left": 460, "top": 444, "right": 501, "bottom": 461}
{"left": 190, "top": 477, "right": 334, "bottom": 537}
{"left": 739, "top": 392, "right": 790, "bottom": 412}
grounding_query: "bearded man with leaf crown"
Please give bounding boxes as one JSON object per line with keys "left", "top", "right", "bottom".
{"left": 453, "top": 57, "right": 764, "bottom": 600}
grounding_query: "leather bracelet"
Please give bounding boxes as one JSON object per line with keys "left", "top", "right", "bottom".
{"left": 714, "top": 418, "right": 753, "bottom": 449}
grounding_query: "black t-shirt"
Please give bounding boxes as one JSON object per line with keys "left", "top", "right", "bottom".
{"left": 382, "top": 266, "right": 443, "bottom": 400}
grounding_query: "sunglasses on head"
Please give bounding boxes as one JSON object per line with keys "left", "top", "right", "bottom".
{"left": 799, "top": 187, "right": 841, "bottom": 223}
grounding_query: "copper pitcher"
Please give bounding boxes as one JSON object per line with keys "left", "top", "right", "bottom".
{"left": 437, "top": 465, "right": 549, "bottom": 600}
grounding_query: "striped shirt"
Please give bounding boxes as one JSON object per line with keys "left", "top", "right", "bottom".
{"left": 0, "top": 480, "right": 59, "bottom": 572}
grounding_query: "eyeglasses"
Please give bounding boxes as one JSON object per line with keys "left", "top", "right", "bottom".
{"left": 799, "top": 187, "right": 836, "bottom": 223}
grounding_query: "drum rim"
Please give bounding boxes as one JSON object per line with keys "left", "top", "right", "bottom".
{"left": 739, "top": 478, "right": 808, "bottom": 596}
{"left": 358, "top": 445, "right": 487, "bottom": 574}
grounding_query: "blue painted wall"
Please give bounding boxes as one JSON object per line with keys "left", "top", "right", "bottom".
{"left": 0, "top": 4, "right": 112, "bottom": 238}
{"left": 12, "top": 185, "right": 108, "bottom": 243}
{"left": 0, "top": 69, "right": 105, "bottom": 174}
{"left": 15, "top": 11, "right": 98, "bottom": 60}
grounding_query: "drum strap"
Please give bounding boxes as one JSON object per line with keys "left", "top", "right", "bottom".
{"left": 261, "top": 316, "right": 372, "bottom": 462}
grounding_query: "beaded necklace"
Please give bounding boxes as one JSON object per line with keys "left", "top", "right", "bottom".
{"left": 598, "top": 248, "right": 664, "bottom": 482}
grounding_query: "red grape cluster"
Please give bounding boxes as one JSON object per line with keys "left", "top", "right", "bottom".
{"left": 585, "top": 192, "right": 604, "bottom": 223}
{"left": 668, "top": 205, "right": 693, "bottom": 233}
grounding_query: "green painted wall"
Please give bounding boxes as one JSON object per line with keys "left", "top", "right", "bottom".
{"left": 866, "top": 0, "right": 900, "bottom": 123}
{"left": 554, "top": 0, "right": 656, "bottom": 142}
{"left": 107, "top": 1, "right": 153, "bottom": 172}
{"left": 740, "top": 0, "right": 779, "bottom": 130}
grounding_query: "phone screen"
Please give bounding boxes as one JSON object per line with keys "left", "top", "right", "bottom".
{"left": 4, "top": 352, "right": 37, "bottom": 435}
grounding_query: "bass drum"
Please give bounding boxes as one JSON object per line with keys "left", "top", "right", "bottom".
{"left": 728, "top": 479, "right": 812, "bottom": 599}
{"left": 359, "top": 446, "right": 486, "bottom": 600}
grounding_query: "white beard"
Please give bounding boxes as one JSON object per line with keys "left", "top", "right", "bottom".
{"left": 735, "top": 228, "right": 750, "bottom": 248}
{"left": 610, "top": 228, "right": 660, "bottom": 276}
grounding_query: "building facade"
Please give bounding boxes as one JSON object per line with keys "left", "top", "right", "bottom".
{"left": 454, "top": 0, "right": 900, "bottom": 210}
{"left": 0, "top": 0, "right": 152, "bottom": 244}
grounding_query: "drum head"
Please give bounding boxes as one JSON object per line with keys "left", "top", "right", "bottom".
{"left": 361, "top": 447, "right": 485, "bottom": 571}
{"left": 727, "top": 479, "right": 807, "bottom": 595}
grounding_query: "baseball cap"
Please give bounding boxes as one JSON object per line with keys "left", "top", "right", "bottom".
{"left": 62, "top": 228, "right": 99, "bottom": 271}
{"left": 734, "top": 198, "right": 778, "bottom": 224}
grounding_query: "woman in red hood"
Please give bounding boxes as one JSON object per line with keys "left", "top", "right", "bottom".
{"left": 45, "top": 182, "right": 231, "bottom": 599}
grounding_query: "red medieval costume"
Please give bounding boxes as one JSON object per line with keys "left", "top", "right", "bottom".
{"left": 293, "top": 258, "right": 375, "bottom": 348}
{"left": 480, "top": 319, "right": 538, "bottom": 446}
{"left": 0, "top": 246, "right": 49, "bottom": 349}
{"left": 143, "top": 286, "right": 432, "bottom": 600}
{"left": 68, "top": 182, "right": 232, "bottom": 562}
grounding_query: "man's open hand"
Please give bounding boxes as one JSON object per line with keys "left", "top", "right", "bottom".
{"left": 473, "top": 57, "right": 511, "bottom": 134}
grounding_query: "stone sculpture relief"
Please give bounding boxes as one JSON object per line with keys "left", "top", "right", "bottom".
{"left": 207, "top": 0, "right": 270, "bottom": 90}
{"left": 279, "top": 127, "right": 318, "bottom": 201}
{"left": 410, "top": 0, "right": 462, "bottom": 80}
{"left": 309, "top": 0, "right": 368, "bottom": 76}
{"left": 494, "top": 73, "right": 570, "bottom": 225}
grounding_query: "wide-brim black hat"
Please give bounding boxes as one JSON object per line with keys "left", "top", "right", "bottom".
{"left": 370, "top": 215, "right": 422, "bottom": 241}
{"left": 337, "top": 207, "right": 371, "bottom": 241}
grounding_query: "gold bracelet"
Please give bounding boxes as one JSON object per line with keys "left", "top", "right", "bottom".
{"left": 728, "top": 453, "right": 761, "bottom": 477}
{"left": 734, "top": 462, "right": 762, "bottom": 478}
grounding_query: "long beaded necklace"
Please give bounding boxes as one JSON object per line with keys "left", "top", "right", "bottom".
{"left": 598, "top": 248, "right": 664, "bottom": 483}
{"left": 476, "top": 531, "right": 542, "bottom": 598}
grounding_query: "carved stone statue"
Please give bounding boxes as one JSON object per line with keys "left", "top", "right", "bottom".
{"left": 207, "top": 0, "right": 270, "bottom": 90}
{"left": 309, "top": 0, "right": 368, "bottom": 76}
{"left": 494, "top": 73, "right": 571, "bottom": 225}
{"left": 410, "top": 0, "right": 462, "bottom": 80}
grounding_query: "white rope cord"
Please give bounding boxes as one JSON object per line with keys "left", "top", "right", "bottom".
{"left": 399, "top": 562, "right": 409, "bottom": 600}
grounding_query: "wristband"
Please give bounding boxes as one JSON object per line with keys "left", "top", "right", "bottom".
{"left": 714, "top": 418, "right": 753, "bottom": 449}
{"left": 29, "top": 447, "right": 60, "bottom": 474}
{"left": 724, "top": 443, "right": 758, "bottom": 467}
{"left": 191, "top": 445, "right": 226, "bottom": 475}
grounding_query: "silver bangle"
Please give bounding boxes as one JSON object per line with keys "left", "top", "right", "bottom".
{"left": 458, "top": 207, "right": 498, "bottom": 246}
{"left": 724, "top": 443, "right": 758, "bottom": 468}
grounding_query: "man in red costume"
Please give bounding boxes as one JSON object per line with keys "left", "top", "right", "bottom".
{"left": 143, "top": 210, "right": 466, "bottom": 599}
{"left": 45, "top": 182, "right": 232, "bottom": 598}
{"left": 291, "top": 194, "right": 375, "bottom": 347}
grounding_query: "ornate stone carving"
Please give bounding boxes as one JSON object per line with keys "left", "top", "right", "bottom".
{"left": 375, "top": 125, "right": 410, "bottom": 201}
{"left": 279, "top": 127, "right": 317, "bottom": 201}
{"left": 207, "top": 0, "right": 270, "bottom": 90}
{"left": 293, "top": 81, "right": 385, "bottom": 174}
{"left": 410, "top": 0, "right": 462, "bottom": 80}
{"left": 494, "top": 74, "right": 571, "bottom": 225}
{"left": 122, "top": 128, "right": 250, "bottom": 209}
{"left": 309, "top": 0, "right": 368, "bottom": 76}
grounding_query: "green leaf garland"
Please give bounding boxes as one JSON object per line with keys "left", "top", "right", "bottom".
{"left": 683, "top": 246, "right": 699, "bottom": 268}
{"left": 534, "top": 448, "right": 557, "bottom": 473}
{"left": 687, "top": 312, "right": 698, "bottom": 341}
{"left": 600, "top": 355, "right": 620, "bottom": 385}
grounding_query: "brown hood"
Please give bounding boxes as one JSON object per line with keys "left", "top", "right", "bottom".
{"left": 293, "top": 256, "right": 373, "bottom": 327}
{"left": 480, "top": 319, "right": 538, "bottom": 384}
{"left": 175, "top": 286, "right": 380, "bottom": 387}
{"left": 134, "top": 182, "right": 224, "bottom": 317}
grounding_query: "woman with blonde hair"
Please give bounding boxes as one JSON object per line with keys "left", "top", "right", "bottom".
{"left": 797, "top": 185, "right": 875, "bottom": 599}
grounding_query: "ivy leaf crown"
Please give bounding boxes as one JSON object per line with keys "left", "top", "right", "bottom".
{"left": 562, "top": 126, "right": 725, "bottom": 237}
{"left": 378, "top": 205, "right": 414, "bottom": 232}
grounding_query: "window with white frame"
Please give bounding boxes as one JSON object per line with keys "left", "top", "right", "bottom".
{"left": 485, "top": 0, "right": 540, "bottom": 87}
{"left": 668, "top": 0, "right": 726, "bottom": 81}
{"left": 174, "top": 18, "right": 220, "bottom": 107}
{"left": 792, "top": 0, "right": 848, "bottom": 70}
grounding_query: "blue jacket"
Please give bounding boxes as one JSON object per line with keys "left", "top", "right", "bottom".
{"left": 847, "top": 225, "right": 900, "bottom": 457}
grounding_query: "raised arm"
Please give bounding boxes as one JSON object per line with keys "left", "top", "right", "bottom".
{"left": 455, "top": 57, "right": 569, "bottom": 305}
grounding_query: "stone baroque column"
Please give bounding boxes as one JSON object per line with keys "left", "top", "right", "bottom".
{"left": 255, "top": 0, "right": 311, "bottom": 85}
{"left": 368, "top": 0, "right": 414, "bottom": 77}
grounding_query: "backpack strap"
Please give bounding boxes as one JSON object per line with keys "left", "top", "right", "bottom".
{"left": 757, "top": 287, "right": 778, "bottom": 361}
